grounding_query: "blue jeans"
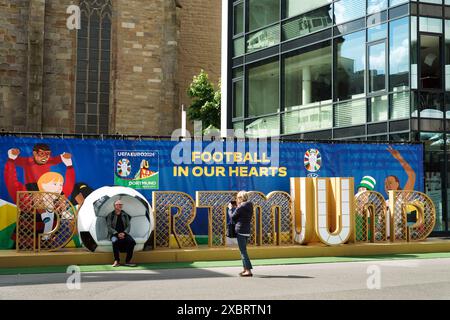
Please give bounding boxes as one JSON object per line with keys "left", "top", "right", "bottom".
{"left": 237, "top": 234, "right": 252, "bottom": 270}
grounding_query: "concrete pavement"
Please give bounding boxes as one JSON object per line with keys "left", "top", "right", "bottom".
{"left": 0, "top": 258, "right": 449, "bottom": 300}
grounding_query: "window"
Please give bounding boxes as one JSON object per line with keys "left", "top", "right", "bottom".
{"left": 76, "top": 0, "right": 112, "bottom": 134}
{"left": 445, "top": 20, "right": 450, "bottom": 90}
{"left": 284, "top": 42, "right": 332, "bottom": 111}
{"left": 368, "top": 42, "right": 387, "bottom": 93}
{"left": 282, "top": 5, "right": 333, "bottom": 41}
{"left": 390, "top": 90, "right": 410, "bottom": 119}
{"left": 246, "top": 115, "right": 280, "bottom": 137}
{"left": 390, "top": 0, "right": 408, "bottom": 6}
{"left": 446, "top": 93, "right": 450, "bottom": 119}
{"left": 419, "top": 0, "right": 442, "bottom": 4}
{"left": 233, "top": 68, "right": 244, "bottom": 118}
{"left": 368, "top": 23, "right": 387, "bottom": 42}
{"left": 234, "top": 2, "right": 244, "bottom": 35}
{"left": 248, "top": 61, "right": 280, "bottom": 117}
{"left": 418, "top": 92, "right": 444, "bottom": 118}
{"left": 334, "top": 0, "right": 366, "bottom": 25}
{"left": 367, "top": 0, "right": 387, "bottom": 14}
{"left": 390, "top": 17, "right": 410, "bottom": 91}
{"left": 233, "top": 122, "right": 245, "bottom": 138}
{"left": 249, "top": 0, "right": 279, "bottom": 31}
{"left": 246, "top": 24, "right": 280, "bottom": 53}
{"left": 335, "top": 31, "right": 366, "bottom": 101}
{"left": 411, "top": 17, "right": 418, "bottom": 89}
{"left": 233, "top": 80, "right": 244, "bottom": 118}
{"left": 369, "top": 95, "right": 389, "bottom": 122}
{"left": 420, "top": 132, "right": 445, "bottom": 231}
{"left": 420, "top": 34, "right": 442, "bottom": 90}
{"left": 284, "top": 0, "right": 332, "bottom": 19}
{"left": 389, "top": 132, "right": 410, "bottom": 141}
{"left": 233, "top": 37, "right": 245, "bottom": 57}
{"left": 335, "top": 99, "right": 366, "bottom": 127}
{"left": 419, "top": 17, "right": 443, "bottom": 34}
{"left": 246, "top": 0, "right": 281, "bottom": 52}
{"left": 283, "top": 105, "right": 332, "bottom": 134}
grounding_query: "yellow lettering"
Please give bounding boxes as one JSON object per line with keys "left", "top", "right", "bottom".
{"left": 174, "top": 166, "right": 189, "bottom": 177}
{"left": 224, "top": 152, "right": 234, "bottom": 163}
{"left": 240, "top": 167, "right": 248, "bottom": 176}
{"left": 261, "top": 153, "right": 270, "bottom": 164}
{"left": 212, "top": 153, "right": 223, "bottom": 163}
{"left": 202, "top": 152, "right": 212, "bottom": 162}
{"left": 229, "top": 167, "right": 239, "bottom": 176}
{"left": 260, "top": 167, "right": 269, "bottom": 176}
{"left": 249, "top": 167, "right": 259, "bottom": 177}
{"left": 192, "top": 152, "right": 201, "bottom": 162}
{"left": 216, "top": 166, "right": 226, "bottom": 177}
{"left": 204, "top": 167, "right": 215, "bottom": 177}
{"left": 192, "top": 167, "right": 203, "bottom": 177}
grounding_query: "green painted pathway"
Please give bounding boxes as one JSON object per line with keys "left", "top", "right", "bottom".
{"left": 1, "top": 251, "right": 450, "bottom": 275}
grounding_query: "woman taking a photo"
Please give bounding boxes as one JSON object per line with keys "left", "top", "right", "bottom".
{"left": 232, "top": 191, "right": 253, "bottom": 277}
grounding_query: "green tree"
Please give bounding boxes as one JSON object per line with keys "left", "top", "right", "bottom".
{"left": 187, "top": 70, "right": 221, "bottom": 131}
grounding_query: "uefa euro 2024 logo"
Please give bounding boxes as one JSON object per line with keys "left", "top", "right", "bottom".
{"left": 304, "top": 148, "right": 321, "bottom": 177}
{"left": 117, "top": 159, "right": 131, "bottom": 178}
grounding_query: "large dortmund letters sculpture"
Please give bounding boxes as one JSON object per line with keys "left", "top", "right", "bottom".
{"left": 354, "top": 191, "right": 387, "bottom": 243}
{"left": 17, "top": 191, "right": 77, "bottom": 252}
{"left": 313, "top": 178, "right": 353, "bottom": 246}
{"left": 290, "top": 178, "right": 353, "bottom": 246}
{"left": 290, "top": 178, "right": 436, "bottom": 245}
{"left": 248, "top": 191, "right": 293, "bottom": 246}
{"left": 290, "top": 178, "right": 318, "bottom": 244}
{"left": 389, "top": 191, "right": 436, "bottom": 242}
{"left": 196, "top": 191, "right": 237, "bottom": 247}
{"left": 19, "top": 178, "right": 437, "bottom": 252}
{"left": 153, "top": 192, "right": 197, "bottom": 249}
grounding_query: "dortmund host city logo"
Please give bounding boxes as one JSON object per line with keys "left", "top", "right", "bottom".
{"left": 114, "top": 151, "right": 159, "bottom": 190}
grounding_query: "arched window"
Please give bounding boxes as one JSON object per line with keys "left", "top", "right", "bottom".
{"left": 75, "top": 0, "right": 112, "bottom": 134}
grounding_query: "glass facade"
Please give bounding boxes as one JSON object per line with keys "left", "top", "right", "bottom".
{"left": 336, "top": 31, "right": 366, "bottom": 101}
{"left": 284, "top": 42, "right": 332, "bottom": 110}
{"left": 390, "top": 17, "right": 410, "bottom": 91}
{"left": 248, "top": 60, "right": 279, "bottom": 117}
{"left": 228, "top": 0, "right": 450, "bottom": 234}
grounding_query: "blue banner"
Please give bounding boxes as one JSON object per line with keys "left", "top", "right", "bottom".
{"left": 0, "top": 136, "right": 424, "bottom": 236}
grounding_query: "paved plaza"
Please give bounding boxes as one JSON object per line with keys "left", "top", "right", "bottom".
{"left": 0, "top": 257, "right": 449, "bottom": 300}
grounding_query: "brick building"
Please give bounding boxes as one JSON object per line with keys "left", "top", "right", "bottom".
{"left": 0, "top": 0, "right": 221, "bottom": 135}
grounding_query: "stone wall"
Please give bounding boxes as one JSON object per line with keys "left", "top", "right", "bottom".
{"left": 112, "top": 0, "right": 179, "bottom": 135}
{"left": 42, "top": 0, "right": 76, "bottom": 133}
{"left": 0, "top": 0, "right": 221, "bottom": 135}
{"left": 176, "top": 0, "right": 222, "bottom": 132}
{"left": 0, "top": 0, "right": 29, "bottom": 131}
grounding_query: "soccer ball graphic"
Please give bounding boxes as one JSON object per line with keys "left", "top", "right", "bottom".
{"left": 77, "top": 186, "right": 154, "bottom": 252}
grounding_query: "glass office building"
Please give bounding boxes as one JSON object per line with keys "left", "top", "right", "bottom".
{"left": 222, "top": 0, "right": 449, "bottom": 234}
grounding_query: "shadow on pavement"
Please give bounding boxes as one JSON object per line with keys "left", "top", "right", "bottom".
{"left": 0, "top": 268, "right": 233, "bottom": 287}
